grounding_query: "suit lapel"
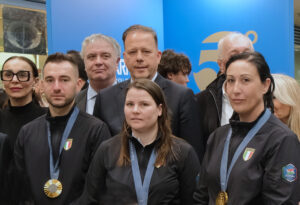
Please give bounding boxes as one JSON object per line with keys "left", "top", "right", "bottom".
{"left": 116, "top": 80, "right": 130, "bottom": 125}
{"left": 155, "top": 73, "right": 168, "bottom": 91}
{"left": 76, "top": 89, "right": 87, "bottom": 111}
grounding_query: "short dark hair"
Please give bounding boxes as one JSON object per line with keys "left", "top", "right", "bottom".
{"left": 2, "top": 56, "right": 38, "bottom": 78}
{"left": 122, "top": 24, "right": 158, "bottom": 48}
{"left": 158, "top": 49, "right": 192, "bottom": 78}
{"left": 43, "top": 52, "right": 79, "bottom": 76}
{"left": 225, "top": 51, "right": 275, "bottom": 112}
{"left": 67, "top": 50, "right": 88, "bottom": 81}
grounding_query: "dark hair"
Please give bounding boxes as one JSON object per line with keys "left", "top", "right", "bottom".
{"left": 43, "top": 52, "right": 79, "bottom": 76}
{"left": 158, "top": 49, "right": 192, "bottom": 78}
{"left": 2, "top": 56, "right": 38, "bottom": 78}
{"left": 0, "top": 88, "right": 8, "bottom": 109}
{"left": 118, "top": 79, "right": 176, "bottom": 167}
{"left": 67, "top": 50, "right": 88, "bottom": 81}
{"left": 2, "top": 56, "right": 39, "bottom": 107}
{"left": 225, "top": 51, "right": 275, "bottom": 112}
{"left": 122, "top": 24, "right": 158, "bottom": 48}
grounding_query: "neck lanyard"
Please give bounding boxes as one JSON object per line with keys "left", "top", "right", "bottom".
{"left": 220, "top": 109, "right": 271, "bottom": 191}
{"left": 46, "top": 107, "right": 79, "bottom": 179}
{"left": 129, "top": 141, "right": 157, "bottom": 205}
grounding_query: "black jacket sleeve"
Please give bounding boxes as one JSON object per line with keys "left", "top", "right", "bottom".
{"left": 73, "top": 142, "right": 107, "bottom": 205}
{"left": 178, "top": 89, "right": 204, "bottom": 162}
{"left": 261, "top": 132, "right": 300, "bottom": 204}
{"left": 178, "top": 145, "right": 201, "bottom": 205}
{"left": 193, "top": 145, "right": 209, "bottom": 205}
{"left": 0, "top": 133, "right": 9, "bottom": 202}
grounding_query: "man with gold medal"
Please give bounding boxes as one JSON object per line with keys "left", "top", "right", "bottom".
{"left": 194, "top": 52, "right": 300, "bottom": 204}
{"left": 14, "top": 53, "right": 111, "bottom": 204}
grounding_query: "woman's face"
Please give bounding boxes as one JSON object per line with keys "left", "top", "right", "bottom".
{"left": 124, "top": 87, "right": 162, "bottom": 134}
{"left": 2, "top": 58, "right": 37, "bottom": 105}
{"left": 225, "top": 60, "right": 270, "bottom": 122}
{"left": 273, "top": 98, "right": 291, "bottom": 124}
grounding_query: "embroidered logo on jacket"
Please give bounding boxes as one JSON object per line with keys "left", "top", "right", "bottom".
{"left": 242, "top": 148, "right": 255, "bottom": 161}
{"left": 64, "top": 139, "right": 73, "bottom": 151}
{"left": 282, "top": 164, "right": 297, "bottom": 182}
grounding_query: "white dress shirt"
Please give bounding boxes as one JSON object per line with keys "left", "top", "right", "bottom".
{"left": 221, "top": 82, "right": 233, "bottom": 126}
{"left": 86, "top": 85, "right": 98, "bottom": 115}
{"left": 86, "top": 80, "right": 118, "bottom": 115}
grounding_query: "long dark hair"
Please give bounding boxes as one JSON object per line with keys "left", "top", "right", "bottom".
{"left": 118, "top": 79, "right": 176, "bottom": 167}
{"left": 225, "top": 51, "right": 275, "bottom": 112}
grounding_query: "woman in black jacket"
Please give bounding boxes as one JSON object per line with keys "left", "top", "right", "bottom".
{"left": 76, "top": 79, "right": 200, "bottom": 205}
{"left": 0, "top": 56, "right": 46, "bottom": 204}
{"left": 194, "top": 52, "right": 300, "bottom": 205}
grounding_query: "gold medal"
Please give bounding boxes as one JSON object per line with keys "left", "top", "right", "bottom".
{"left": 216, "top": 191, "right": 228, "bottom": 205}
{"left": 44, "top": 179, "right": 63, "bottom": 198}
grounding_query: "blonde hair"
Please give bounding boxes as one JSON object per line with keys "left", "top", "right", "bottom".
{"left": 273, "top": 74, "right": 300, "bottom": 140}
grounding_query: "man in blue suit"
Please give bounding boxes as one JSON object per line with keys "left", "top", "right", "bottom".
{"left": 93, "top": 25, "right": 204, "bottom": 161}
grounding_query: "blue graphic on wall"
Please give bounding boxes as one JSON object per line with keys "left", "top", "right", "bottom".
{"left": 46, "top": 0, "right": 164, "bottom": 83}
{"left": 163, "top": 0, "right": 294, "bottom": 93}
{"left": 117, "top": 59, "right": 130, "bottom": 82}
{"left": 47, "top": 0, "right": 294, "bottom": 93}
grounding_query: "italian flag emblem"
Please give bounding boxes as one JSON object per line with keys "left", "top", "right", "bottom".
{"left": 64, "top": 139, "right": 73, "bottom": 151}
{"left": 243, "top": 148, "right": 255, "bottom": 161}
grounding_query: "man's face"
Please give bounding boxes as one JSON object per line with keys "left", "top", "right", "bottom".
{"left": 83, "top": 39, "right": 119, "bottom": 83}
{"left": 123, "top": 31, "right": 161, "bottom": 80}
{"left": 42, "top": 61, "right": 80, "bottom": 109}
{"left": 218, "top": 39, "right": 253, "bottom": 74}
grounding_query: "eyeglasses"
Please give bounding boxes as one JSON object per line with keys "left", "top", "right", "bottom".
{"left": 0, "top": 70, "right": 31, "bottom": 82}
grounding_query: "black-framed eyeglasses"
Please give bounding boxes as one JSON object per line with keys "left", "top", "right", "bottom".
{"left": 0, "top": 70, "right": 31, "bottom": 82}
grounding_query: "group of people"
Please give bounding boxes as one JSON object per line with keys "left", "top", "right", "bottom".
{"left": 0, "top": 24, "right": 299, "bottom": 205}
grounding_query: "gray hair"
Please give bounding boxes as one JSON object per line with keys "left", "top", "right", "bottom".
{"left": 81, "top": 34, "right": 121, "bottom": 58}
{"left": 217, "top": 32, "right": 254, "bottom": 59}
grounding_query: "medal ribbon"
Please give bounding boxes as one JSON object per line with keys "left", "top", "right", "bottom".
{"left": 129, "top": 141, "right": 157, "bottom": 205}
{"left": 220, "top": 109, "right": 271, "bottom": 191}
{"left": 46, "top": 106, "right": 79, "bottom": 180}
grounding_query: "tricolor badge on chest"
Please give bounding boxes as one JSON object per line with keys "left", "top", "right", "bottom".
{"left": 243, "top": 148, "right": 255, "bottom": 161}
{"left": 282, "top": 164, "right": 297, "bottom": 182}
{"left": 64, "top": 139, "right": 73, "bottom": 151}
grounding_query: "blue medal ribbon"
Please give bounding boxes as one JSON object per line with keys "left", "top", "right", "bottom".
{"left": 129, "top": 141, "right": 157, "bottom": 205}
{"left": 46, "top": 107, "right": 79, "bottom": 180}
{"left": 220, "top": 109, "right": 271, "bottom": 191}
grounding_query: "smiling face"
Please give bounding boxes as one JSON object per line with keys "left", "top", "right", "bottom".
{"left": 2, "top": 58, "right": 37, "bottom": 106}
{"left": 124, "top": 87, "right": 162, "bottom": 134}
{"left": 42, "top": 61, "right": 80, "bottom": 109}
{"left": 83, "top": 39, "right": 119, "bottom": 85}
{"left": 123, "top": 31, "right": 161, "bottom": 80}
{"left": 225, "top": 60, "right": 270, "bottom": 122}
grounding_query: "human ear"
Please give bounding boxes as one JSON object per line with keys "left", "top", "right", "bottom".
{"left": 262, "top": 78, "right": 271, "bottom": 94}
{"left": 167, "top": 73, "right": 174, "bottom": 80}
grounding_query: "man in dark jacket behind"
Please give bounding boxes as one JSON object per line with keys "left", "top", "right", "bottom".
{"left": 196, "top": 32, "right": 254, "bottom": 148}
